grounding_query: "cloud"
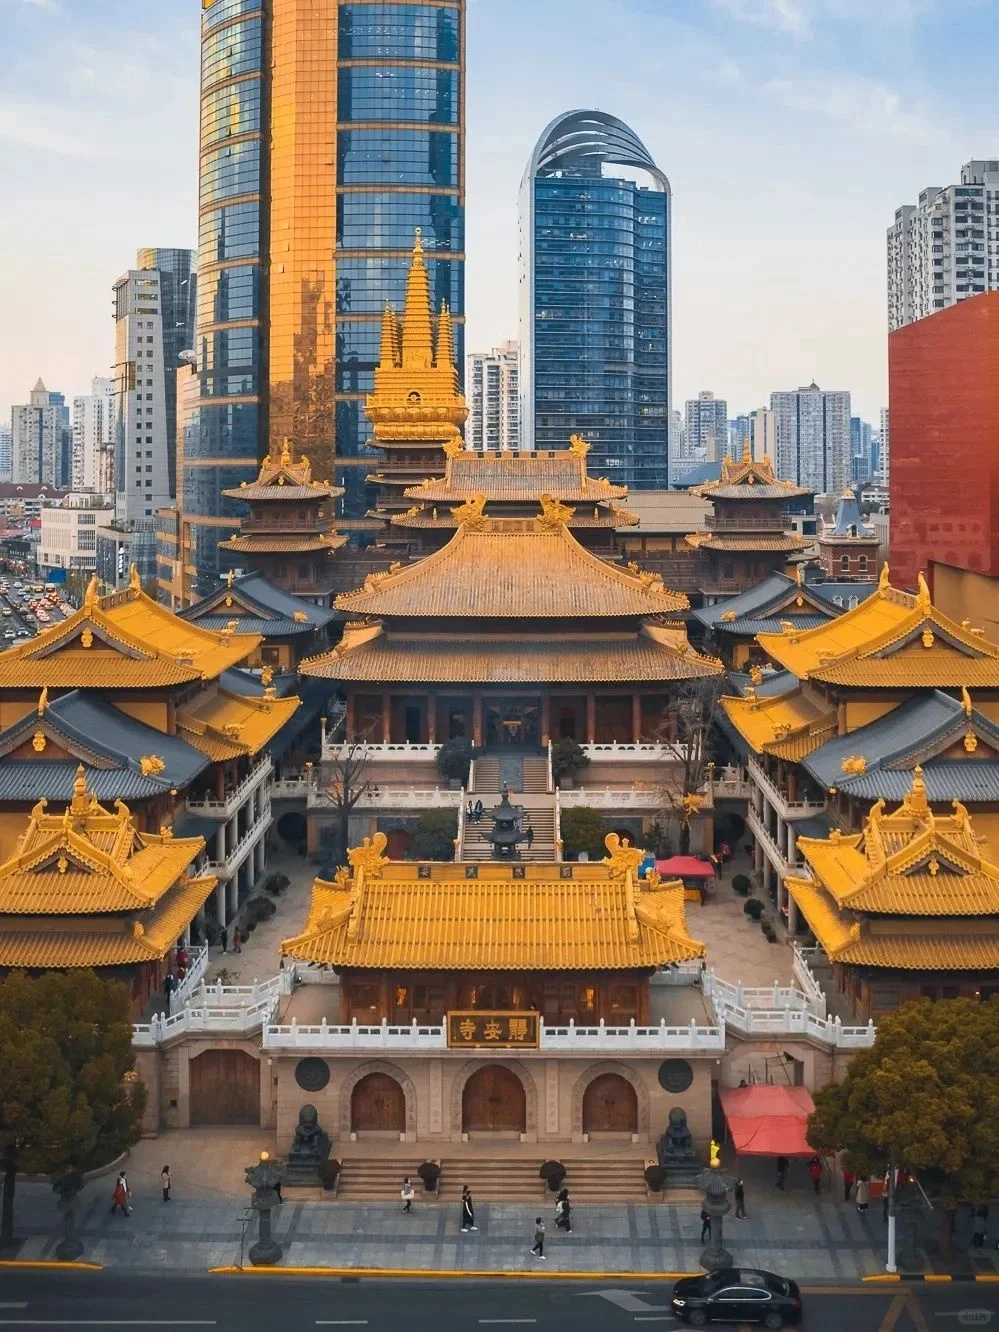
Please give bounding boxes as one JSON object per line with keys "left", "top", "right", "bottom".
{"left": 0, "top": 100, "right": 122, "bottom": 159}
{"left": 713, "top": 0, "right": 943, "bottom": 36}
{"left": 762, "top": 76, "right": 942, "bottom": 144}
{"left": 712, "top": 0, "right": 809, "bottom": 34}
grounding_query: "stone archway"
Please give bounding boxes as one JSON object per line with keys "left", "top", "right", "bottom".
{"left": 571, "top": 1062, "right": 650, "bottom": 1138}
{"left": 582, "top": 1072, "right": 638, "bottom": 1134}
{"left": 339, "top": 1060, "right": 417, "bottom": 1138}
{"left": 451, "top": 1059, "right": 539, "bottom": 1137}
{"left": 462, "top": 1065, "right": 526, "bottom": 1133}
{"left": 351, "top": 1072, "right": 406, "bottom": 1133}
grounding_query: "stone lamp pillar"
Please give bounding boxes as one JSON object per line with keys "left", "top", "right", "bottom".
{"left": 244, "top": 1151, "right": 286, "bottom": 1266}
{"left": 695, "top": 1158, "right": 736, "bottom": 1271}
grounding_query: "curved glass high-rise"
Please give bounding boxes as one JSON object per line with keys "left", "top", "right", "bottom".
{"left": 189, "top": 0, "right": 465, "bottom": 595}
{"left": 518, "top": 110, "right": 670, "bottom": 490}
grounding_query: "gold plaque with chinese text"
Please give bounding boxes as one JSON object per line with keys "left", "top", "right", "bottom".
{"left": 446, "top": 1011, "right": 540, "bottom": 1049}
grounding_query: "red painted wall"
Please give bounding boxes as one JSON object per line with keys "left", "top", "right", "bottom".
{"left": 888, "top": 293, "right": 999, "bottom": 590}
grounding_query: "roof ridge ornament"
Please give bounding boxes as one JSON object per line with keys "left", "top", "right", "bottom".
{"left": 84, "top": 573, "right": 99, "bottom": 607}
{"left": 451, "top": 492, "right": 487, "bottom": 529}
{"left": 128, "top": 564, "right": 141, "bottom": 594}
{"left": 537, "top": 493, "right": 575, "bottom": 528}
{"left": 568, "top": 433, "right": 590, "bottom": 458}
{"left": 878, "top": 562, "right": 890, "bottom": 594}
{"left": 962, "top": 685, "right": 973, "bottom": 717}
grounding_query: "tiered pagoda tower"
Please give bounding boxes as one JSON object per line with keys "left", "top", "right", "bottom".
{"left": 219, "top": 440, "right": 347, "bottom": 605}
{"left": 686, "top": 442, "right": 811, "bottom": 598}
{"left": 364, "top": 230, "right": 468, "bottom": 540}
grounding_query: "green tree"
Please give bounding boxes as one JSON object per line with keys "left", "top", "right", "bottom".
{"left": 0, "top": 971, "right": 146, "bottom": 1250}
{"left": 807, "top": 998, "right": 999, "bottom": 1253}
{"left": 560, "top": 807, "right": 610, "bottom": 861}
{"left": 411, "top": 809, "right": 458, "bottom": 860}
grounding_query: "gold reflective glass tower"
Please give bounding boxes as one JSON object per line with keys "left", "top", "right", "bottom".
{"left": 189, "top": 0, "right": 465, "bottom": 596}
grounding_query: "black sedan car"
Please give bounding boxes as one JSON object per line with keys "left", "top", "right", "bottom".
{"left": 671, "top": 1268, "right": 802, "bottom": 1327}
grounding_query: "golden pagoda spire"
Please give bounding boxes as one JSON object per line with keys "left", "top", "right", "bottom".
{"left": 69, "top": 764, "right": 89, "bottom": 816}
{"left": 400, "top": 228, "right": 433, "bottom": 369}
{"left": 904, "top": 765, "right": 930, "bottom": 818}
{"left": 280, "top": 437, "right": 293, "bottom": 467}
{"left": 379, "top": 303, "right": 400, "bottom": 371}
{"left": 436, "top": 301, "right": 458, "bottom": 388}
{"left": 741, "top": 437, "right": 752, "bottom": 464}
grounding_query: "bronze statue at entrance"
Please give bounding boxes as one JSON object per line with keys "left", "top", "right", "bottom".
{"left": 285, "top": 1103, "right": 331, "bottom": 1184}
{"left": 658, "top": 1106, "right": 701, "bottom": 1188}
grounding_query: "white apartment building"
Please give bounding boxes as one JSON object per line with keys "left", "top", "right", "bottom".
{"left": 887, "top": 159, "right": 999, "bottom": 330}
{"left": 36, "top": 493, "right": 114, "bottom": 574}
{"left": 771, "top": 382, "right": 851, "bottom": 496}
{"left": 729, "top": 407, "right": 776, "bottom": 461}
{"left": 467, "top": 341, "right": 519, "bottom": 451}
{"left": 684, "top": 390, "right": 728, "bottom": 462}
{"left": 0, "top": 428, "right": 11, "bottom": 482}
{"left": 112, "top": 269, "right": 172, "bottom": 522}
{"left": 71, "top": 377, "right": 115, "bottom": 493}
{"left": 11, "top": 379, "right": 69, "bottom": 486}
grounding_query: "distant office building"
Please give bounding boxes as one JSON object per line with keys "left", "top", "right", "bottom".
{"left": 0, "top": 428, "right": 11, "bottom": 482}
{"left": 71, "top": 377, "right": 115, "bottom": 493}
{"left": 519, "top": 110, "right": 670, "bottom": 488}
{"left": 11, "top": 379, "right": 70, "bottom": 486}
{"left": 880, "top": 407, "right": 890, "bottom": 484}
{"left": 771, "top": 382, "right": 851, "bottom": 495}
{"left": 189, "top": 0, "right": 466, "bottom": 590}
{"left": 669, "top": 409, "right": 684, "bottom": 458}
{"left": 850, "top": 415, "right": 874, "bottom": 483}
{"left": 888, "top": 159, "right": 999, "bottom": 330}
{"left": 136, "top": 248, "right": 196, "bottom": 495}
{"left": 36, "top": 492, "right": 114, "bottom": 575}
{"left": 685, "top": 392, "right": 727, "bottom": 463}
{"left": 467, "top": 342, "right": 519, "bottom": 451}
{"left": 729, "top": 406, "right": 775, "bottom": 462}
{"left": 112, "top": 267, "right": 174, "bottom": 523}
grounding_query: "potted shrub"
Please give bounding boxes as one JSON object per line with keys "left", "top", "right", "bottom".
{"left": 318, "top": 1159, "right": 342, "bottom": 1192}
{"left": 743, "top": 898, "right": 764, "bottom": 921}
{"left": 418, "top": 1160, "right": 441, "bottom": 1193}
{"left": 551, "top": 738, "right": 589, "bottom": 788}
{"left": 411, "top": 809, "right": 459, "bottom": 861}
{"left": 644, "top": 1162, "right": 665, "bottom": 1193}
{"left": 539, "top": 1160, "right": 566, "bottom": 1192}
{"left": 732, "top": 873, "right": 751, "bottom": 896}
{"left": 436, "top": 737, "right": 473, "bottom": 789}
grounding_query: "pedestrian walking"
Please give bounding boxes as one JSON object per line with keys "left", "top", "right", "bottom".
{"left": 734, "top": 1178, "right": 746, "bottom": 1219}
{"left": 233, "top": 926, "right": 242, "bottom": 954}
{"left": 110, "top": 1173, "right": 130, "bottom": 1216}
{"left": 842, "top": 1167, "right": 855, "bottom": 1203}
{"left": 460, "top": 1185, "right": 477, "bottom": 1232}
{"left": 700, "top": 1207, "right": 711, "bottom": 1243}
{"left": 525, "top": 823, "right": 534, "bottom": 851}
{"left": 555, "top": 1187, "right": 572, "bottom": 1232}
{"left": 808, "top": 1157, "right": 822, "bottom": 1194}
{"left": 530, "top": 1217, "right": 546, "bottom": 1259}
{"left": 401, "top": 1177, "right": 415, "bottom": 1213}
{"left": 775, "top": 1155, "right": 789, "bottom": 1191}
{"left": 973, "top": 1206, "right": 989, "bottom": 1248}
{"left": 856, "top": 1176, "right": 870, "bottom": 1213}
{"left": 220, "top": 928, "right": 227, "bottom": 953}
{"left": 162, "top": 971, "right": 174, "bottom": 1001}
{"left": 161, "top": 1165, "right": 171, "bottom": 1202}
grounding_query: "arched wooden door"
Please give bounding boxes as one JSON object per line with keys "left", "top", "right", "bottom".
{"left": 582, "top": 1073, "right": 638, "bottom": 1134}
{"left": 462, "top": 1065, "right": 526, "bottom": 1133}
{"left": 351, "top": 1072, "right": 406, "bottom": 1132}
{"left": 189, "top": 1049, "right": 260, "bottom": 1125}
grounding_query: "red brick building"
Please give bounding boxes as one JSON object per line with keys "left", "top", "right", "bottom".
{"left": 889, "top": 293, "right": 999, "bottom": 633}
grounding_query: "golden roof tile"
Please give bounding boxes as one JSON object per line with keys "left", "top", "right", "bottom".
{"left": 177, "top": 687, "right": 300, "bottom": 760}
{"left": 282, "top": 833, "right": 704, "bottom": 971}
{"left": 403, "top": 449, "right": 630, "bottom": 503}
{"left": 690, "top": 443, "right": 811, "bottom": 499}
{"left": 722, "top": 688, "right": 836, "bottom": 757}
{"left": 218, "top": 532, "right": 347, "bottom": 554}
{"left": 222, "top": 438, "right": 343, "bottom": 502}
{"left": 686, "top": 533, "right": 806, "bottom": 552}
{"left": 301, "top": 622, "right": 721, "bottom": 684}
{"left": 334, "top": 518, "right": 689, "bottom": 619}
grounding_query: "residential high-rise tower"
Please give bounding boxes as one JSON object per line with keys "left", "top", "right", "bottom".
{"left": 71, "top": 377, "right": 115, "bottom": 493}
{"left": 771, "top": 382, "right": 851, "bottom": 496}
{"left": 466, "top": 341, "right": 519, "bottom": 451}
{"left": 11, "top": 379, "right": 69, "bottom": 487}
{"left": 519, "top": 110, "right": 670, "bottom": 487}
{"left": 684, "top": 391, "right": 728, "bottom": 462}
{"left": 189, "top": 0, "right": 466, "bottom": 594}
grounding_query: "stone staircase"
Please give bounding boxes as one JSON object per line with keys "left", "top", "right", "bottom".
{"left": 471, "top": 754, "right": 549, "bottom": 794}
{"left": 460, "top": 792, "right": 558, "bottom": 862}
{"left": 336, "top": 1157, "right": 413, "bottom": 1202}
{"left": 559, "top": 1158, "right": 650, "bottom": 1204}
{"left": 438, "top": 1159, "right": 548, "bottom": 1203}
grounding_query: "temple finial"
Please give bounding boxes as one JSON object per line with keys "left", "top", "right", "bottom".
{"left": 379, "top": 303, "right": 399, "bottom": 370}
{"left": 741, "top": 437, "right": 752, "bottom": 464}
{"left": 401, "top": 228, "right": 433, "bottom": 369}
{"left": 280, "top": 437, "right": 292, "bottom": 466}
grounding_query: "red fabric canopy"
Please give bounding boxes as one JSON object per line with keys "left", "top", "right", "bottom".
{"left": 719, "top": 1084, "right": 816, "bottom": 1156}
{"left": 655, "top": 856, "right": 716, "bottom": 879}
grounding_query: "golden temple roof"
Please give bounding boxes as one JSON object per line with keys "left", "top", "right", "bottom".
{"left": 177, "top": 686, "right": 300, "bottom": 761}
{"left": 403, "top": 442, "right": 631, "bottom": 504}
{"left": 218, "top": 532, "right": 347, "bottom": 555}
{"left": 333, "top": 517, "right": 689, "bottom": 619}
{"left": 756, "top": 567, "right": 999, "bottom": 686}
{"left": 722, "top": 688, "right": 836, "bottom": 759}
{"left": 0, "top": 569, "right": 260, "bottom": 689}
{"left": 0, "top": 767, "right": 209, "bottom": 915}
{"left": 282, "top": 832, "right": 704, "bottom": 971}
{"left": 364, "top": 231, "right": 468, "bottom": 447}
{"left": 686, "top": 532, "right": 806, "bottom": 553}
{"left": 301, "top": 622, "right": 722, "bottom": 684}
{"left": 690, "top": 442, "right": 812, "bottom": 500}
{"left": 222, "top": 438, "right": 343, "bottom": 502}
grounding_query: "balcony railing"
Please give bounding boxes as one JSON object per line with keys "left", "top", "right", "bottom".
{"left": 167, "top": 946, "right": 210, "bottom": 1015}
{"left": 308, "top": 785, "right": 461, "bottom": 812}
{"left": 321, "top": 739, "right": 441, "bottom": 762}
{"left": 559, "top": 785, "right": 663, "bottom": 809}
{"left": 709, "top": 765, "right": 754, "bottom": 800}
{"left": 748, "top": 757, "right": 826, "bottom": 821}
{"left": 205, "top": 813, "right": 271, "bottom": 880}
{"left": 747, "top": 805, "right": 801, "bottom": 875}
{"left": 186, "top": 755, "right": 273, "bottom": 819}
{"left": 580, "top": 742, "right": 689, "bottom": 762}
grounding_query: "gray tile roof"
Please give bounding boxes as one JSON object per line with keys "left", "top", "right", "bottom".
{"left": 0, "top": 761, "right": 168, "bottom": 802}
{"left": 726, "top": 669, "right": 799, "bottom": 698}
{"left": 220, "top": 667, "right": 299, "bottom": 698}
{"left": 181, "top": 570, "right": 336, "bottom": 635}
{"left": 837, "top": 763, "right": 999, "bottom": 803}
{"left": 718, "top": 614, "right": 829, "bottom": 637}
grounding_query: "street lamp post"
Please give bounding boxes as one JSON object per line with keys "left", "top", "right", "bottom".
{"left": 886, "top": 1163, "right": 897, "bottom": 1274}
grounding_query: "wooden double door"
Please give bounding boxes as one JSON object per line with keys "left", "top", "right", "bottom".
{"left": 189, "top": 1049, "right": 260, "bottom": 1126}
{"left": 462, "top": 1065, "right": 526, "bottom": 1134}
{"left": 351, "top": 1072, "right": 406, "bottom": 1133}
{"left": 582, "top": 1073, "right": 638, "bottom": 1135}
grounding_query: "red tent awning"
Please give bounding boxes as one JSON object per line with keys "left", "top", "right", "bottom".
{"left": 655, "top": 856, "right": 716, "bottom": 879}
{"left": 719, "top": 1084, "right": 816, "bottom": 1156}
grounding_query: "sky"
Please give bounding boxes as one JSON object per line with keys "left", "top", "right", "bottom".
{"left": 0, "top": 0, "right": 997, "bottom": 427}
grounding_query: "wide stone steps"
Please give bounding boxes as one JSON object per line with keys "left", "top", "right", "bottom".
{"left": 460, "top": 804, "right": 558, "bottom": 863}
{"left": 437, "top": 1160, "right": 550, "bottom": 1203}
{"left": 472, "top": 756, "right": 549, "bottom": 794}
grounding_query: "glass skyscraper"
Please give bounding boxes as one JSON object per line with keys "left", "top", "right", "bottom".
{"left": 190, "top": 0, "right": 465, "bottom": 594}
{"left": 518, "top": 111, "right": 670, "bottom": 490}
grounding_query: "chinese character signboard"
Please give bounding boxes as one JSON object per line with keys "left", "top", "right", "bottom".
{"left": 446, "top": 1011, "right": 540, "bottom": 1049}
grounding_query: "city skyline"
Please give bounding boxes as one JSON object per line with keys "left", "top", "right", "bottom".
{"left": 1, "top": 0, "right": 995, "bottom": 429}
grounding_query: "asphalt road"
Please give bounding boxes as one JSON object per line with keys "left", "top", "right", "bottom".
{"left": 2, "top": 1272, "right": 999, "bottom": 1332}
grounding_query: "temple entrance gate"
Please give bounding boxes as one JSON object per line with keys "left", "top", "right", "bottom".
{"left": 351, "top": 1072, "right": 406, "bottom": 1133}
{"left": 461, "top": 1065, "right": 527, "bottom": 1134}
{"left": 189, "top": 1049, "right": 260, "bottom": 1125}
{"left": 582, "top": 1072, "right": 638, "bottom": 1134}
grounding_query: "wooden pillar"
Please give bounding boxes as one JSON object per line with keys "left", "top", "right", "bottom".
{"left": 381, "top": 693, "right": 391, "bottom": 744}
{"left": 345, "top": 693, "right": 357, "bottom": 742}
{"left": 586, "top": 694, "right": 596, "bottom": 745}
{"left": 379, "top": 973, "right": 390, "bottom": 1021}
{"left": 427, "top": 693, "right": 437, "bottom": 745}
{"left": 540, "top": 692, "right": 551, "bottom": 746}
{"left": 216, "top": 766, "right": 225, "bottom": 801}
{"left": 632, "top": 694, "right": 642, "bottom": 744}
{"left": 787, "top": 769, "right": 798, "bottom": 803}
{"left": 473, "top": 694, "right": 483, "bottom": 748}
